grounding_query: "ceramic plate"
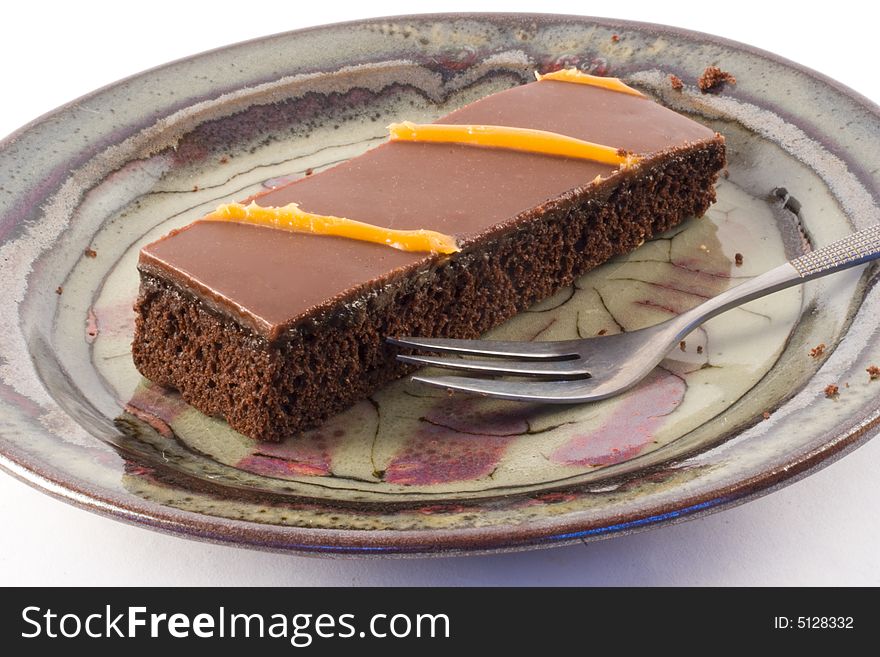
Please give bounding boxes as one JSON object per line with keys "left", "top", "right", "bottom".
{"left": 1, "top": 14, "right": 879, "bottom": 555}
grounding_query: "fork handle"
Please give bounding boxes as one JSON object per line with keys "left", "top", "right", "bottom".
{"left": 673, "top": 224, "right": 880, "bottom": 337}
{"left": 789, "top": 224, "right": 880, "bottom": 279}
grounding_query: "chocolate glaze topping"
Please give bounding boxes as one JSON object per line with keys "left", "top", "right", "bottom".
{"left": 140, "top": 79, "right": 716, "bottom": 340}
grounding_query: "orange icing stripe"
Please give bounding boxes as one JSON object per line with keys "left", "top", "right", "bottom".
{"left": 387, "top": 121, "right": 639, "bottom": 167}
{"left": 203, "top": 202, "right": 459, "bottom": 255}
{"left": 535, "top": 68, "right": 645, "bottom": 97}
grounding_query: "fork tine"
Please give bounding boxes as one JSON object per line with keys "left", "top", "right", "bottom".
{"left": 387, "top": 336, "right": 579, "bottom": 359}
{"left": 410, "top": 374, "right": 603, "bottom": 403}
{"left": 397, "top": 353, "right": 590, "bottom": 378}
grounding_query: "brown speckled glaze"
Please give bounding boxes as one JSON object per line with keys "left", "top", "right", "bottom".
{"left": 0, "top": 14, "right": 878, "bottom": 556}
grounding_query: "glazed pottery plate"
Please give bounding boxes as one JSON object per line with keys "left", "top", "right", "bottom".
{"left": 1, "top": 14, "right": 879, "bottom": 555}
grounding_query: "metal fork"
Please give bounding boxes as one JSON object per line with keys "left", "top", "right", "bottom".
{"left": 389, "top": 224, "right": 880, "bottom": 402}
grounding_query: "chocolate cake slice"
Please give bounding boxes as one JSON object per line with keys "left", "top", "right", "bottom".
{"left": 133, "top": 74, "right": 725, "bottom": 441}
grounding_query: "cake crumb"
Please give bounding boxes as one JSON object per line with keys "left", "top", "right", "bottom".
{"left": 698, "top": 66, "right": 736, "bottom": 94}
{"left": 192, "top": 184, "right": 199, "bottom": 192}
{"left": 809, "top": 343, "right": 826, "bottom": 359}
{"left": 55, "top": 286, "right": 63, "bottom": 295}
{"left": 824, "top": 384, "right": 839, "bottom": 399}
{"left": 84, "top": 248, "right": 97, "bottom": 258}
{"left": 219, "top": 155, "right": 230, "bottom": 164}
{"left": 867, "top": 365, "right": 880, "bottom": 380}
{"left": 696, "top": 345, "right": 703, "bottom": 354}
{"left": 734, "top": 252, "right": 744, "bottom": 267}
{"left": 679, "top": 340, "right": 686, "bottom": 352}
{"left": 668, "top": 74, "right": 684, "bottom": 91}
{"left": 762, "top": 411, "right": 771, "bottom": 420}
{"left": 597, "top": 328, "right": 607, "bottom": 336}
{"left": 304, "top": 168, "right": 314, "bottom": 176}
{"left": 611, "top": 34, "right": 620, "bottom": 43}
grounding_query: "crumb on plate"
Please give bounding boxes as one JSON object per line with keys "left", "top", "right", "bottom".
{"left": 698, "top": 66, "right": 736, "bottom": 94}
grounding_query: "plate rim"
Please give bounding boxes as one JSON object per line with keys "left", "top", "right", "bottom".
{"left": 2, "top": 400, "right": 877, "bottom": 555}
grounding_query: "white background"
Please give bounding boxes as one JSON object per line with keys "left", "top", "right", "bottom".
{"left": 1, "top": 0, "right": 878, "bottom": 586}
